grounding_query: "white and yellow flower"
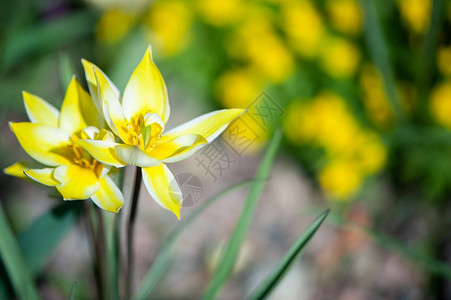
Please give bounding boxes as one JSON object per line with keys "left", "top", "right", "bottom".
{"left": 4, "top": 78, "right": 124, "bottom": 213}
{"left": 80, "top": 46, "right": 245, "bottom": 219}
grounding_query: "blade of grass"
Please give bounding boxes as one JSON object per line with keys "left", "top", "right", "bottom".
{"left": 18, "top": 202, "right": 82, "bottom": 275}
{"left": 2, "top": 11, "right": 95, "bottom": 71}
{"left": 203, "top": 129, "right": 282, "bottom": 300}
{"left": 358, "top": 0, "right": 405, "bottom": 124}
{"left": 249, "top": 209, "right": 330, "bottom": 300}
{"left": 415, "top": 0, "right": 445, "bottom": 120}
{"left": 59, "top": 51, "right": 75, "bottom": 91}
{"left": 310, "top": 206, "right": 451, "bottom": 279}
{"left": 69, "top": 281, "right": 77, "bottom": 300}
{"left": 0, "top": 201, "right": 40, "bottom": 300}
{"left": 132, "top": 179, "right": 258, "bottom": 300}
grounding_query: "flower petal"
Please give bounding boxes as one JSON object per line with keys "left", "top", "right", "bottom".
{"left": 75, "top": 139, "right": 126, "bottom": 167}
{"left": 114, "top": 144, "right": 161, "bottom": 167}
{"left": 23, "top": 91, "right": 59, "bottom": 126}
{"left": 4, "top": 161, "right": 43, "bottom": 181}
{"left": 142, "top": 164, "right": 182, "bottom": 219}
{"left": 54, "top": 164, "right": 101, "bottom": 200}
{"left": 91, "top": 67, "right": 130, "bottom": 142}
{"left": 122, "top": 45, "right": 170, "bottom": 123}
{"left": 24, "top": 168, "right": 59, "bottom": 186}
{"left": 9, "top": 122, "right": 72, "bottom": 166}
{"left": 59, "top": 77, "right": 101, "bottom": 134}
{"left": 151, "top": 134, "right": 207, "bottom": 163}
{"left": 163, "top": 109, "right": 246, "bottom": 143}
{"left": 91, "top": 176, "right": 124, "bottom": 213}
{"left": 81, "top": 59, "right": 120, "bottom": 113}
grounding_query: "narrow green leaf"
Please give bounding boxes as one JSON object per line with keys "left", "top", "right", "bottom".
{"left": 203, "top": 129, "right": 283, "bottom": 300}
{"left": 103, "top": 211, "right": 120, "bottom": 300}
{"left": 69, "top": 281, "right": 77, "bottom": 300}
{"left": 59, "top": 52, "right": 75, "bottom": 91}
{"left": 311, "top": 207, "right": 451, "bottom": 279}
{"left": 18, "top": 202, "right": 82, "bottom": 275}
{"left": 367, "top": 227, "right": 451, "bottom": 278}
{"left": 2, "top": 11, "right": 95, "bottom": 71}
{"left": 132, "top": 179, "right": 257, "bottom": 300}
{"left": 249, "top": 209, "right": 330, "bottom": 300}
{"left": 415, "top": 0, "right": 445, "bottom": 119}
{"left": 358, "top": 0, "right": 405, "bottom": 123}
{"left": 0, "top": 202, "right": 40, "bottom": 300}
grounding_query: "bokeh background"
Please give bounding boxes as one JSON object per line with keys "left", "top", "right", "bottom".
{"left": 1, "top": 0, "right": 451, "bottom": 299}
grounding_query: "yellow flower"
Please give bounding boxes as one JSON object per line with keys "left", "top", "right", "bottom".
{"left": 226, "top": 13, "right": 294, "bottom": 83}
{"left": 281, "top": 0, "right": 325, "bottom": 58}
{"left": 359, "top": 64, "right": 394, "bottom": 128}
{"left": 319, "top": 159, "right": 363, "bottom": 200}
{"left": 320, "top": 37, "right": 360, "bottom": 78}
{"left": 430, "top": 81, "right": 451, "bottom": 129}
{"left": 96, "top": 9, "right": 137, "bottom": 44}
{"left": 283, "top": 92, "right": 388, "bottom": 200}
{"left": 352, "top": 133, "right": 387, "bottom": 175}
{"left": 397, "top": 0, "right": 432, "bottom": 34}
{"left": 196, "top": 0, "right": 243, "bottom": 26}
{"left": 437, "top": 46, "right": 451, "bottom": 77}
{"left": 81, "top": 46, "right": 245, "bottom": 219}
{"left": 4, "top": 78, "right": 124, "bottom": 213}
{"left": 326, "top": 0, "right": 362, "bottom": 35}
{"left": 215, "top": 69, "right": 263, "bottom": 109}
{"left": 144, "top": 0, "right": 193, "bottom": 57}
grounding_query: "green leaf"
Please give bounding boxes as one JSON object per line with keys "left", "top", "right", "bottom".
{"left": 2, "top": 11, "right": 95, "bottom": 71}
{"left": 0, "top": 202, "right": 40, "bottom": 300}
{"left": 358, "top": 0, "right": 405, "bottom": 124}
{"left": 59, "top": 51, "right": 75, "bottom": 91}
{"left": 203, "top": 129, "right": 283, "bottom": 300}
{"left": 132, "top": 179, "right": 257, "bottom": 300}
{"left": 415, "top": 0, "right": 446, "bottom": 119}
{"left": 69, "top": 281, "right": 77, "bottom": 300}
{"left": 18, "top": 202, "right": 82, "bottom": 275}
{"left": 249, "top": 209, "right": 330, "bottom": 300}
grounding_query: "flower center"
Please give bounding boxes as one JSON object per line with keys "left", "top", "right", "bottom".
{"left": 124, "top": 112, "right": 164, "bottom": 151}
{"left": 69, "top": 134, "right": 103, "bottom": 177}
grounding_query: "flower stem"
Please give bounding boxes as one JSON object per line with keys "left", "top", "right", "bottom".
{"left": 84, "top": 202, "right": 105, "bottom": 300}
{"left": 125, "top": 166, "right": 142, "bottom": 299}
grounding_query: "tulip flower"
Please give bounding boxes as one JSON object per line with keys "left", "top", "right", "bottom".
{"left": 79, "top": 46, "right": 245, "bottom": 219}
{"left": 4, "top": 78, "right": 124, "bottom": 213}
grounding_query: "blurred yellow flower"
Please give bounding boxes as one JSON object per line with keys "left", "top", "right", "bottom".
{"left": 281, "top": 0, "right": 325, "bottom": 58}
{"left": 144, "top": 0, "right": 193, "bottom": 57}
{"left": 397, "top": 0, "right": 431, "bottom": 34}
{"left": 85, "top": 0, "right": 150, "bottom": 11}
{"left": 227, "top": 13, "right": 294, "bottom": 83}
{"left": 4, "top": 78, "right": 124, "bottom": 212}
{"left": 326, "top": 0, "right": 362, "bottom": 35}
{"left": 352, "top": 133, "right": 387, "bottom": 175}
{"left": 96, "top": 9, "right": 137, "bottom": 44}
{"left": 196, "top": 0, "right": 243, "bottom": 26}
{"left": 437, "top": 46, "right": 451, "bottom": 77}
{"left": 430, "top": 81, "right": 451, "bottom": 129}
{"left": 360, "top": 64, "right": 394, "bottom": 128}
{"left": 284, "top": 92, "right": 360, "bottom": 153}
{"left": 320, "top": 37, "right": 360, "bottom": 78}
{"left": 284, "top": 91, "right": 387, "bottom": 200}
{"left": 319, "top": 159, "right": 363, "bottom": 200}
{"left": 216, "top": 69, "right": 263, "bottom": 109}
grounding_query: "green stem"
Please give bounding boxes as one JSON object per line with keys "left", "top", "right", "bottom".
{"left": 84, "top": 202, "right": 104, "bottom": 300}
{"left": 124, "top": 166, "right": 142, "bottom": 299}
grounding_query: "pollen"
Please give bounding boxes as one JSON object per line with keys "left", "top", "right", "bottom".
{"left": 69, "top": 134, "right": 103, "bottom": 177}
